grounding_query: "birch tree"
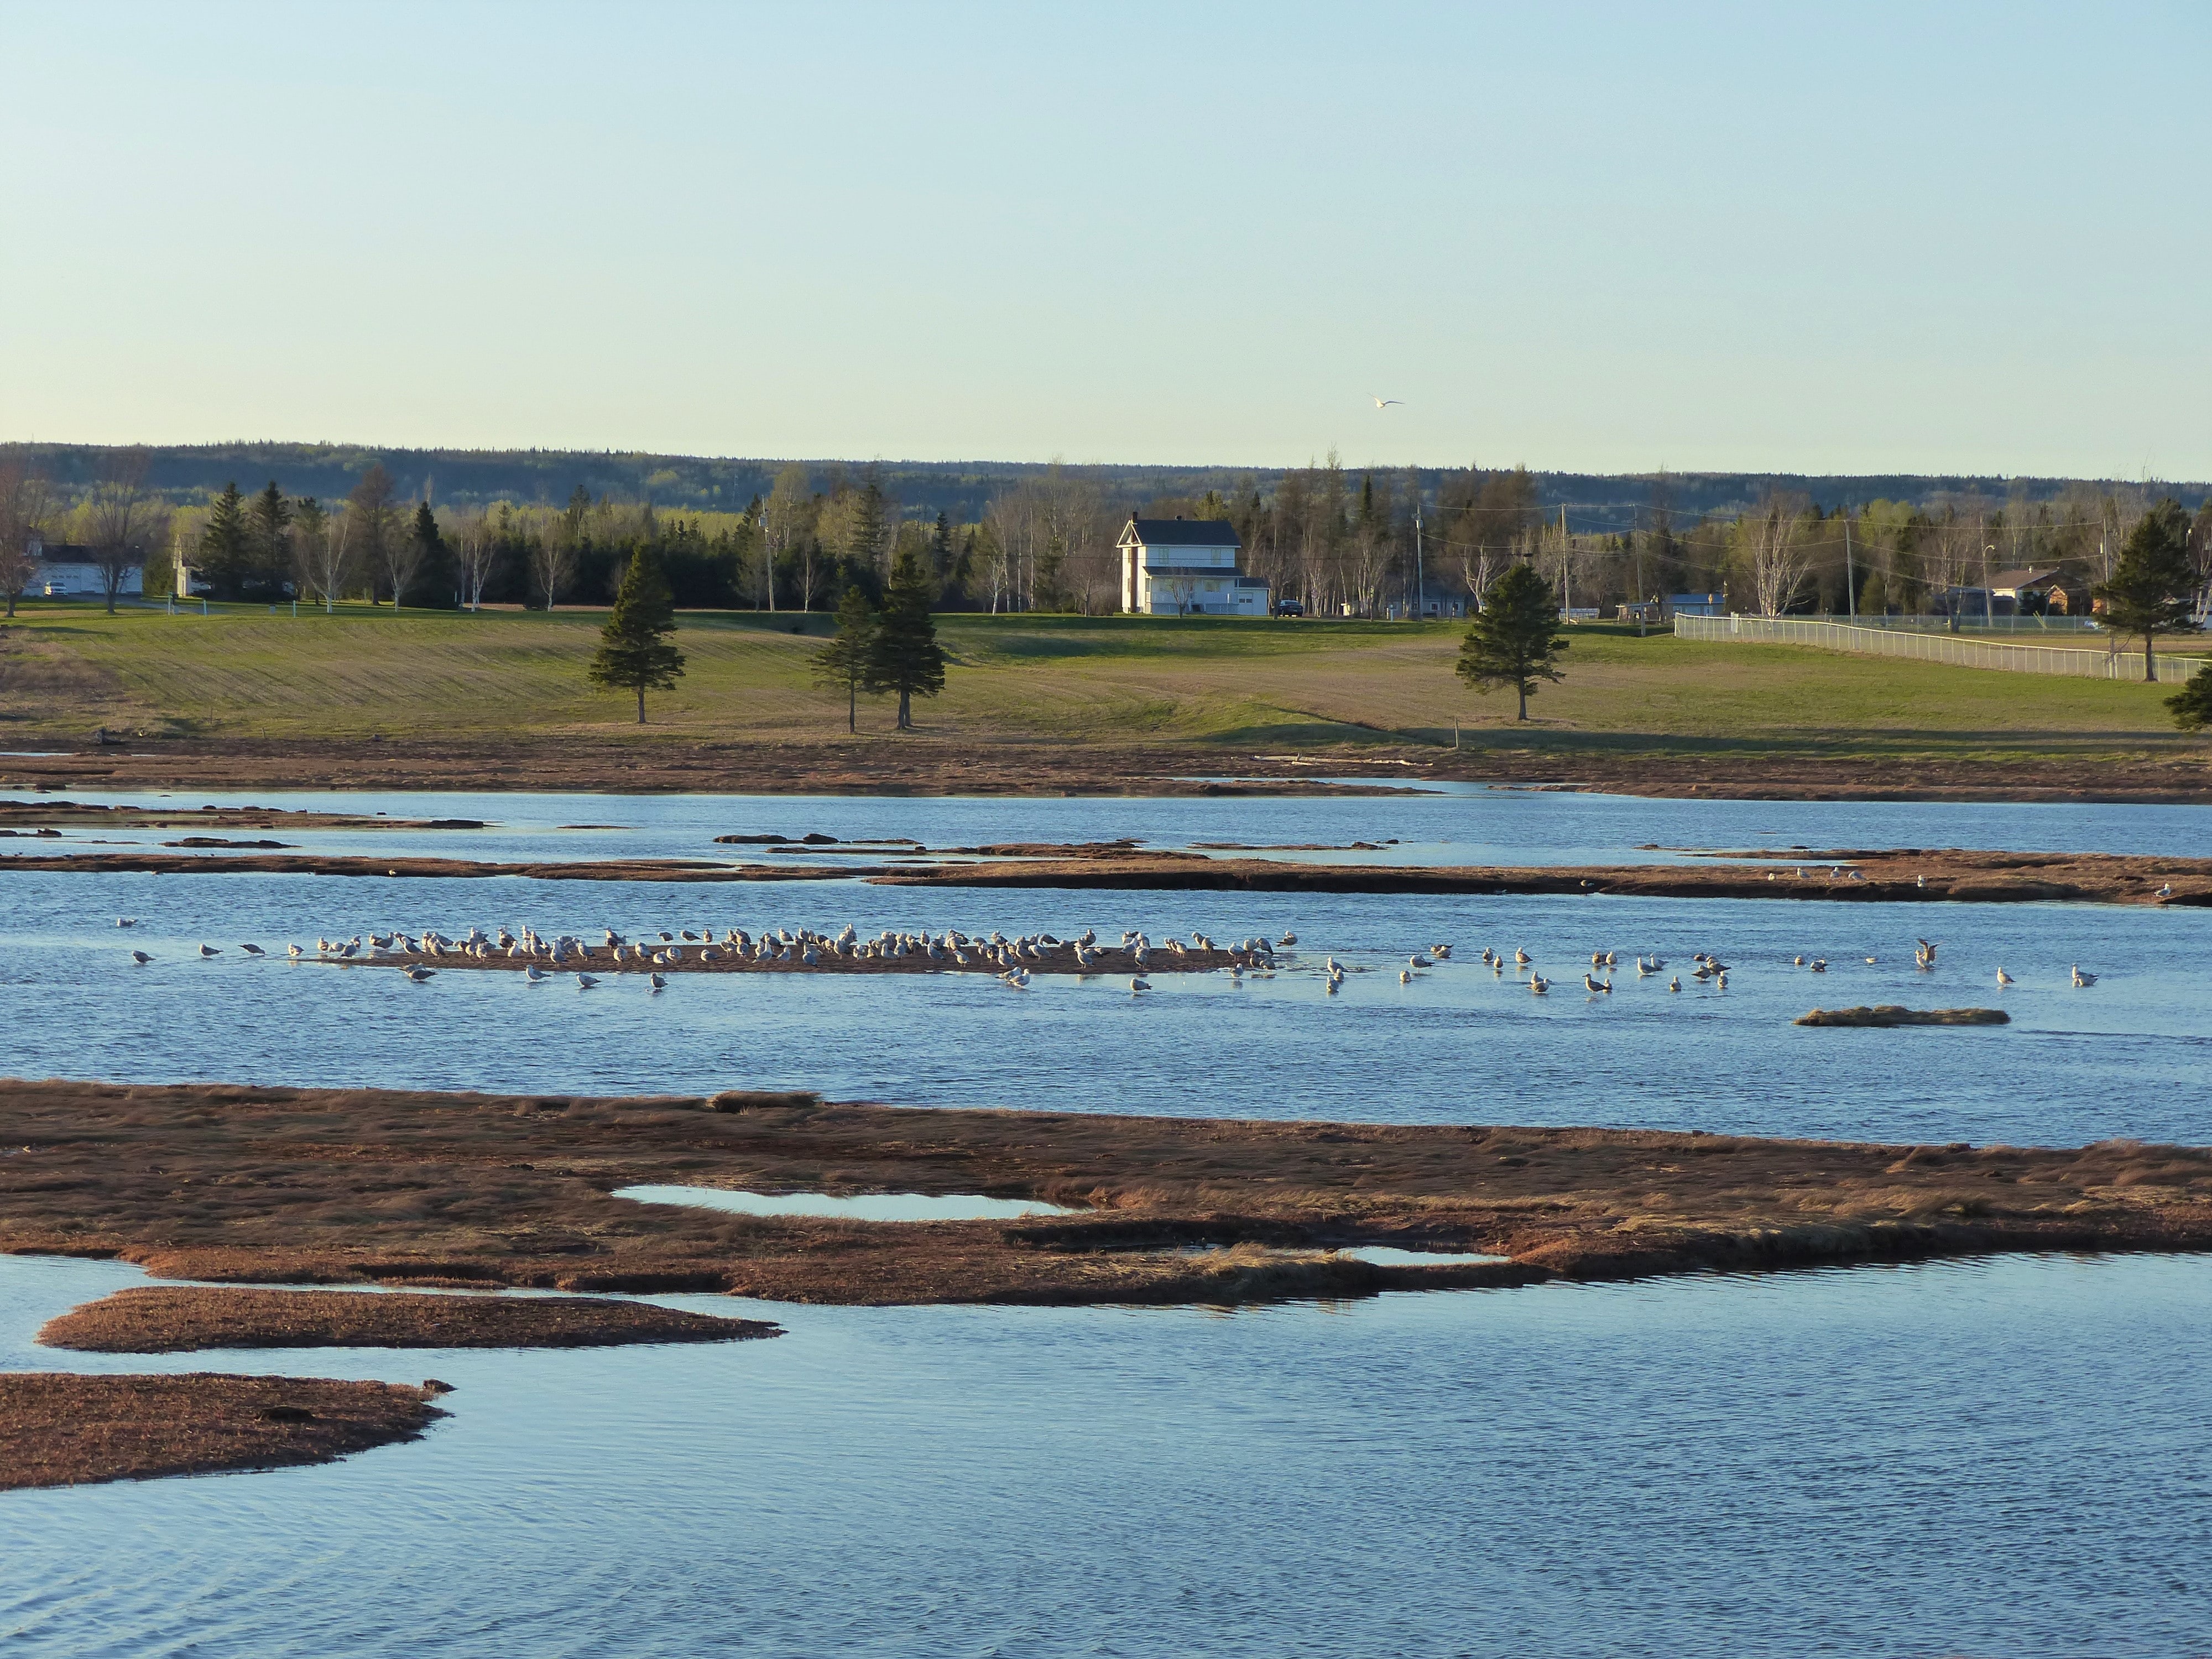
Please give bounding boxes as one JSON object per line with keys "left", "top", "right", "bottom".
{"left": 1743, "top": 496, "right": 1813, "bottom": 617}
{"left": 454, "top": 508, "right": 497, "bottom": 611}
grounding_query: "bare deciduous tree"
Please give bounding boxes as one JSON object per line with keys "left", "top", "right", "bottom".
{"left": 0, "top": 459, "right": 51, "bottom": 617}
{"left": 454, "top": 508, "right": 497, "bottom": 611}
{"left": 1742, "top": 496, "right": 1813, "bottom": 617}
{"left": 86, "top": 448, "right": 154, "bottom": 615}
{"left": 347, "top": 465, "right": 401, "bottom": 604}
{"left": 293, "top": 498, "right": 352, "bottom": 612}
{"left": 529, "top": 524, "right": 573, "bottom": 612}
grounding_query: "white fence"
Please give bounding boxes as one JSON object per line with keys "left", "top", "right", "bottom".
{"left": 1674, "top": 613, "right": 2205, "bottom": 684}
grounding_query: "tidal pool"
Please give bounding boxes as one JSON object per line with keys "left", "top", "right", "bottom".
{"left": 615, "top": 1184, "right": 1078, "bottom": 1222}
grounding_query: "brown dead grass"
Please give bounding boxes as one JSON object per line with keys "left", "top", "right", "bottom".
{"left": 36, "top": 1285, "right": 780, "bottom": 1353}
{"left": 2, "top": 1079, "right": 2210, "bottom": 1306}
{"left": 0, "top": 1371, "right": 444, "bottom": 1490}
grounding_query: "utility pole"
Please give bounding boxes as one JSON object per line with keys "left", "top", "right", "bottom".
{"left": 1844, "top": 512, "right": 1856, "bottom": 620}
{"left": 1631, "top": 511, "right": 1646, "bottom": 634}
{"left": 1413, "top": 499, "right": 1425, "bottom": 622}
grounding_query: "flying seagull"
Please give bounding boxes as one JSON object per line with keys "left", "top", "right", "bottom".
{"left": 1370, "top": 395, "right": 1402, "bottom": 409}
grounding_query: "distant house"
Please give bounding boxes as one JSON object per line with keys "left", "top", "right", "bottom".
{"left": 1117, "top": 517, "right": 1270, "bottom": 616}
{"left": 1987, "top": 567, "right": 2072, "bottom": 615}
{"left": 1667, "top": 592, "right": 1725, "bottom": 618}
{"left": 24, "top": 536, "right": 142, "bottom": 598}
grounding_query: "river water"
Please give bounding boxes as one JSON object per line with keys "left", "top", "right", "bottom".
{"left": 4, "top": 789, "right": 2211, "bottom": 1655}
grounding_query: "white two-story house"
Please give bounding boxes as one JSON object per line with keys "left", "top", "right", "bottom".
{"left": 1117, "top": 517, "right": 1270, "bottom": 616}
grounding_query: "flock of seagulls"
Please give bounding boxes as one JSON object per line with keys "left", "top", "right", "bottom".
{"left": 114, "top": 914, "right": 2115, "bottom": 1003}
{"left": 116, "top": 918, "right": 1301, "bottom": 998}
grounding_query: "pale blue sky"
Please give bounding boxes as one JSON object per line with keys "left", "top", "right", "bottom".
{"left": 2, "top": 1, "right": 2206, "bottom": 477}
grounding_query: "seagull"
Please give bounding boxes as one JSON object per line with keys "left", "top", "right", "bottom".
{"left": 1996, "top": 967, "right": 2015, "bottom": 986}
{"left": 1370, "top": 395, "right": 1402, "bottom": 409}
{"left": 649, "top": 973, "right": 667, "bottom": 991}
{"left": 239, "top": 943, "right": 265, "bottom": 957}
{"left": 2070, "top": 966, "right": 2096, "bottom": 987}
{"left": 130, "top": 950, "right": 151, "bottom": 964}
{"left": 1277, "top": 932, "right": 1296, "bottom": 947}
{"left": 286, "top": 944, "right": 303, "bottom": 958}
{"left": 114, "top": 918, "right": 136, "bottom": 928}
{"left": 524, "top": 964, "right": 547, "bottom": 983}
{"left": 577, "top": 973, "right": 599, "bottom": 989}
{"left": 197, "top": 944, "right": 219, "bottom": 958}
{"left": 1400, "top": 969, "right": 1412, "bottom": 984}
{"left": 1668, "top": 976, "right": 1682, "bottom": 992}
{"left": 1530, "top": 974, "right": 1549, "bottom": 995}
{"left": 1514, "top": 947, "right": 1531, "bottom": 966}
{"left": 1583, "top": 973, "right": 1611, "bottom": 994}
{"left": 1130, "top": 977, "right": 1150, "bottom": 993}
{"left": 2156, "top": 884, "right": 2174, "bottom": 900}
{"left": 403, "top": 966, "right": 435, "bottom": 983}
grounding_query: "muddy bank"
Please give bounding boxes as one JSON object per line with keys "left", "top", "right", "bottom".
{"left": 0, "top": 851, "right": 850, "bottom": 881}
{"left": 7, "top": 842, "right": 2208, "bottom": 906}
{"left": 0, "top": 1371, "right": 446, "bottom": 1490}
{"left": 4, "top": 733, "right": 2208, "bottom": 804}
{"left": 2, "top": 1079, "right": 2208, "bottom": 1308}
{"left": 0, "top": 798, "right": 487, "bottom": 832}
{"left": 870, "top": 847, "right": 2212, "bottom": 907}
{"left": 1795, "top": 1005, "right": 2011, "bottom": 1027}
{"left": 38, "top": 1285, "right": 781, "bottom": 1353}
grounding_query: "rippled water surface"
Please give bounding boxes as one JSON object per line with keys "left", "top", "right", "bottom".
{"left": 15, "top": 783, "right": 2212, "bottom": 866}
{"left": 6, "top": 790, "right": 2211, "bottom": 1656}
{"left": 2, "top": 863, "right": 2204, "bottom": 1143}
{"left": 6, "top": 1251, "right": 2212, "bottom": 1658}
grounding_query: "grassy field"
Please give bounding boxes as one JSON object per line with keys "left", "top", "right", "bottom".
{"left": 0, "top": 598, "right": 2200, "bottom": 767}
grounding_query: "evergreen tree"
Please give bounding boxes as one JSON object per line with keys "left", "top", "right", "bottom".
{"left": 197, "top": 481, "right": 249, "bottom": 596}
{"left": 865, "top": 546, "right": 947, "bottom": 731}
{"left": 2096, "top": 499, "right": 2199, "bottom": 683}
{"left": 2167, "top": 671, "right": 2212, "bottom": 733}
{"left": 247, "top": 482, "right": 292, "bottom": 594}
{"left": 812, "top": 586, "right": 880, "bottom": 733}
{"left": 407, "top": 500, "right": 455, "bottom": 608}
{"left": 587, "top": 546, "right": 685, "bottom": 723}
{"left": 849, "top": 473, "right": 890, "bottom": 574}
{"left": 1456, "top": 561, "right": 1568, "bottom": 720}
{"left": 927, "top": 511, "right": 954, "bottom": 578}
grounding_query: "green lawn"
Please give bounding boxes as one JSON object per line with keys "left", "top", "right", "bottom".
{"left": 0, "top": 599, "right": 2198, "bottom": 766}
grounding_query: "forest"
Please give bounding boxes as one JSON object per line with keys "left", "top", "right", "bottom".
{"left": 6, "top": 448, "right": 2211, "bottom": 621}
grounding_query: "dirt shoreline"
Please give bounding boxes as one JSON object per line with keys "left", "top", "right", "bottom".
{"left": 3, "top": 1079, "right": 2209, "bottom": 1309}
{"left": 0, "top": 1371, "right": 446, "bottom": 1490}
{"left": 2, "top": 734, "right": 2207, "bottom": 803}
{"left": 11, "top": 843, "right": 2198, "bottom": 907}
{"left": 38, "top": 1285, "right": 782, "bottom": 1353}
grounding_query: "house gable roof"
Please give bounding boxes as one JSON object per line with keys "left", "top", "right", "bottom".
{"left": 1122, "top": 516, "right": 1241, "bottom": 550}
{"left": 1987, "top": 567, "right": 2065, "bottom": 591}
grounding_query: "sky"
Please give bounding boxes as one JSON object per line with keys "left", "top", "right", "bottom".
{"left": 2, "top": 0, "right": 2208, "bottom": 478}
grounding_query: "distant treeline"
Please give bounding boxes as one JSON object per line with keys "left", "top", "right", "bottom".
{"left": 11, "top": 444, "right": 2212, "bottom": 618}
{"left": 4, "top": 440, "right": 2205, "bottom": 531}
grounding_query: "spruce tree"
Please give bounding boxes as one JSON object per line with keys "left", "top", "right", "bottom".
{"left": 197, "top": 482, "right": 249, "bottom": 597}
{"left": 247, "top": 482, "right": 292, "bottom": 594}
{"left": 1456, "top": 561, "right": 1568, "bottom": 721}
{"left": 865, "top": 546, "right": 947, "bottom": 731}
{"left": 2167, "top": 671, "right": 2212, "bottom": 733}
{"left": 588, "top": 546, "right": 685, "bottom": 723}
{"left": 2096, "top": 499, "right": 2199, "bottom": 683}
{"left": 812, "top": 586, "right": 880, "bottom": 733}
